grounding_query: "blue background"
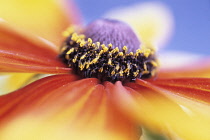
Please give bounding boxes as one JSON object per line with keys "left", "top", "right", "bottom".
{"left": 75, "top": 0, "right": 210, "bottom": 55}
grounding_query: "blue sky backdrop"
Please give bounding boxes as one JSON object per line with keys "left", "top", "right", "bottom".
{"left": 75, "top": 0, "right": 210, "bottom": 55}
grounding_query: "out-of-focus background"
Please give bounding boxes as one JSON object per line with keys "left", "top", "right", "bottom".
{"left": 75, "top": 0, "right": 210, "bottom": 55}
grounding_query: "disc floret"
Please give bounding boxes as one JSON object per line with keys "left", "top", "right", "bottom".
{"left": 59, "top": 32, "right": 158, "bottom": 83}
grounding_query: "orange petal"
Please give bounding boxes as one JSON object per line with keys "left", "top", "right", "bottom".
{"left": 158, "top": 58, "right": 210, "bottom": 78}
{"left": 146, "top": 78, "right": 210, "bottom": 103}
{"left": 0, "top": 76, "right": 138, "bottom": 140}
{"left": 0, "top": 0, "right": 81, "bottom": 45}
{"left": 0, "top": 21, "right": 70, "bottom": 74}
{"left": 110, "top": 80, "right": 210, "bottom": 140}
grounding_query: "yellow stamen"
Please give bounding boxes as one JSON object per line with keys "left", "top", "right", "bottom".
{"left": 66, "top": 48, "right": 74, "bottom": 54}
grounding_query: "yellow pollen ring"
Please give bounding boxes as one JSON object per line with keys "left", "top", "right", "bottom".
{"left": 60, "top": 30, "right": 158, "bottom": 83}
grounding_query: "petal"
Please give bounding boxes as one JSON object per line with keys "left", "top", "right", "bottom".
{"left": 0, "top": 73, "right": 34, "bottom": 95}
{"left": 104, "top": 2, "right": 174, "bottom": 49}
{"left": 0, "top": 21, "right": 70, "bottom": 74}
{"left": 158, "top": 51, "right": 203, "bottom": 69}
{"left": 0, "top": 0, "right": 81, "bottom": 45}
{"left": 0, "top": 75, "right": 138, "bottom": 140}
{"left": 110, "top": 80, "right": 210, "bottom": 140}
{"left": 146, "top": 78, "right": 210, "bottom": 104}
{"left": 158, "top": 57, "right": 210, "bottom": 78}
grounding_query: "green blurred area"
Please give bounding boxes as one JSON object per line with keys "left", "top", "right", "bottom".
{"left": 141, "top": 128, "right": 169, "bottom": 140}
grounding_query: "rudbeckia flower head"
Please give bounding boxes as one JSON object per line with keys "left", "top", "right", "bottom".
{"left": 60, "top": 19, "right": 157, "bottom": 83}
{"left": 1, "top": 1, "right": 210, "bottom": 140}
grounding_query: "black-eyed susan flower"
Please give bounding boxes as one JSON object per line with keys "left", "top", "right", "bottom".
{"left": 0, "top": 1, "right": 210, "bottom": 140}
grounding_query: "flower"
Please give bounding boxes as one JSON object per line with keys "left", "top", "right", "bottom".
{"left": 0, "top": 1, "right": 210, "bottom": 140}
{"left": 0, "top": 0, "right": 81, "bottom": 94}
